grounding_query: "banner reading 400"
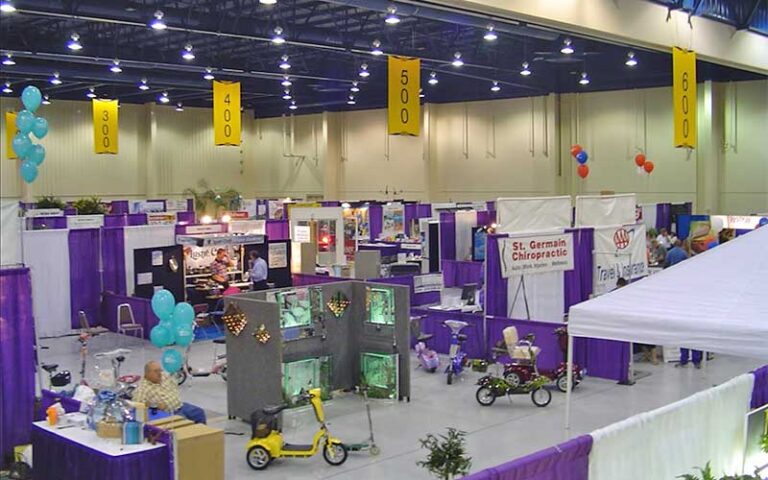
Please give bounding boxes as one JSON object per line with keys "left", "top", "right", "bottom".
{"left": 387, "top": 56, "right": 420, "bottom": 136}
{"left": 213, "top": 80, "right": 241, "bottom": 146}
{"left": 92, "top": 99, "right": 118, "bottom": 154}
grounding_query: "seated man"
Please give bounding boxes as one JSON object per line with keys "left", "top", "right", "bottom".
{"left": 132, "top": 361, "right": 206, "bottom": 424}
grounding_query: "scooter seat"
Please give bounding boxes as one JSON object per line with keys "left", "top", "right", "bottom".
{"left": 213, "top": 338, "right": 226, "bottom": 344}
{"left": 262, "top": 404, "right": 289, "bottom": 416}
{"left": 42, "top": 364, "right": 59, "bottom": 373}
{"left": 417, "top": 333, "right": 434, "bottom": 342}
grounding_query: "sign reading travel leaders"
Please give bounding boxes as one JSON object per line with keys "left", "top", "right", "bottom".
{"left": 593, "top": 223, "right": 648, "bottom": 296}
{"left": 5, "top": 112, "right": 18, "bottom": 159}
{"left": 387, "top": 56, "right": 420, "bottom": 136}
{"left": 673, "top": 47, "right": 697, "bottom": 149}
{"left": 92, "top": 99, "right": 119, "bottom": 154}
{"left": 213, "top": 80, "right": 241, "bottom": 146}
{"left": 499, "top": 232, "right": 574, "bottom": 278}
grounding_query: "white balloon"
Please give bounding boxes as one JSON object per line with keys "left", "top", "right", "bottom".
{"left": 711, "top": 216, "right": 724, "bottom": 233}
{"left": 636, "top": 166, "right": 646, "bottom": 176}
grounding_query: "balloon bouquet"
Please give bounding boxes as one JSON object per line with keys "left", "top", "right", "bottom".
{"left": 11, "top": 86, "right": 49, "bottom": 183}
{"left": 149, "top": 289, "right": 196, "bottom": 375}
{"left": 634, "top": 152, "right": 655, "bottom": 175}
{"left": 571, "top": 144, "right": 590, "bottom": 179}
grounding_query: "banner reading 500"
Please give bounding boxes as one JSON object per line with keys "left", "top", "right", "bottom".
{"left": 213, "top": 80, "right": 241, "bottom": 146}
{"left": 92, "top": 99, "right": 118, "bottom": 154}
{"left": 387, "top": 56, "right": 420, "bottom": 136}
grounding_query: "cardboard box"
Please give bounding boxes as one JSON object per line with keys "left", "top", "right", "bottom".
{"left": 149, "top": 419, "right": 225, "bottom": 480}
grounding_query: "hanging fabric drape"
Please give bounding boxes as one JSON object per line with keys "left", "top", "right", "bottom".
{"left": 22, "top": 230, "right": 71, "bottom": 337}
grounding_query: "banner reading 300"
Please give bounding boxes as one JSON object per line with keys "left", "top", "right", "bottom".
{"left": 213, "top": 80, "right": 241, "bottom": 145}
{"left": 92, "top": 99, "right": 118, "bottom": 154}
{"left": 387, "top": 56, "right": 420, "bottom": 136}
{"left": 672, "top": 47, "right": 697, "bottom": 149}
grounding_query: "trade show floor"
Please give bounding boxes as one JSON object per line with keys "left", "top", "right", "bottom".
{"left": 37, "top": 333, "right": 763, "bottom": 479}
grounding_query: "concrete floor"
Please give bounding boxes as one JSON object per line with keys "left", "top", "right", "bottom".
{"left": 37, "top": 332, "right": 763, "bottom": 479}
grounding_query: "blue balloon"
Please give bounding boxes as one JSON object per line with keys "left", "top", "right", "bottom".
{"left": 12, "top": 132, "right": 33, "bottom": 159}
{"left": 20, "top": 161, "right": 38, "bottom": 183}
{"left": 151, "top": 289, "right": 176, "bottom": 322}
{"left": 28, "top": 144, "right": 45, "bottom": 166}
{"left": 32, "top": 117, "right": 48, "bottom": 139}
{"left": 21, "top": 86, "right": 43, "bottom": 113}
{"left": 15, "top": 110, "right": 35, "bottom": 134}
{"left": 150, "top": 325, "right": 173, "bottom": 348}
{"left": 758, "top": 217, "right": 768, "bottom": 228}
{"left": 576, "top": 151, "right": 588, "bottom": 164}
{"left": 161, "top": 348, "right": 184, "bottom": 373}
{"left": 174, "top": 325, "right": 194, "bottom": 347}
{"left": 159, "top": 316, "right": 173, "bottom": 331}
{"left": 172, "top": 302, "right": 195, "bottom": 328}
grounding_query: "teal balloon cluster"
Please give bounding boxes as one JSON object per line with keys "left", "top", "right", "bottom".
{"left": 149, "top": 289, "right": 197, "bottom": 373}
{"left": 11, "top": 86, "right": 49, "bottom": 183}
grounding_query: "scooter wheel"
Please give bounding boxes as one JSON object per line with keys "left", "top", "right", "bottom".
{"left": 220, "top": 366, "right": 227, "bottom": 382}
{"left": 556, "top": 375, "right": 571, "bottom": 393}
{"left": 370, "top": 445, "right": 381, "bottom": 456}
{"left": 504, "top": 372, "right": 521, "bottom": 389}
{"left": 531, "top": 387, "right": 552, "bottom": 407}
{"left": 475, "top": 386, "right": 496, "bottom": 406}
{"left": 173, "top": 369, "right": 187, "bottom": 386}
{"left": 428, "top": 367, "right": 437, "bottom": 373}
{"left": 323, "top": 443, "right": 348, "bottom": 466}
{"left": 246, "top": 446, "right": 271, "bottom": 470}
{"left": 447, "top": 371, "right": 453, "bottom": 385}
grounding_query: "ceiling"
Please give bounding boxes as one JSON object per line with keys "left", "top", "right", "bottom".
{"left": 0, "top": 0, "right": 765, "bottom": 118}
{"left": 646, "top": 0, "right": 767, "bottom": 35}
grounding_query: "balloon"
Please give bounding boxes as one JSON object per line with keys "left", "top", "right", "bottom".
{"left": 711, "top": 216, "right": 724, "bottom": 233}
{"left": 150, "top": 325, "right": 173, "bottom": 348}
{"left": 32, "top": 117, "right": 48, "bottom": 139}
{"left": 21, "top": 86, "right": 43, "bottom": 113}
{"left": 161, "top": 348, "right": 184, "bottom": 373}
{"left": 15, "top": 110, "right": 35, "bottom": 134}
{"left": 20, "top": 161, "right": 38, "bottom": 183}
{"left": 159, "top": 316, "right": 173, "bottom": 331}
{"left": 28, "top": 144, "right": 45, "bottom": 166}
{"left": 757, "top": 217, "right": 768, "bottom": 228}
{"left": 577, "top": 164, "right": 589, "bottom": 179}
{"left": 634, "top": 153, "right": 646, "bottom": 167}
{"left": 12, "top": 132, "right": 33, "bottom": 158}
{"left": 643, "top": 160, "right": 654, "bottom": 173}
{"left": 172, "top": 302, "right": 195, "bottom": 328}
{"left": 151, "top": 289, "right": 176, "bottom": 322}
{"left": 636, "top": 166, "right": 646, "bottom": 176}
{"left": 576, "top": 151, "right": 588, "bottom": 164}
{"left": 570, "top": 144, "right": 583, "bottom": 158}
{"left": 174, "top": 325, "right": 194, "bottom": 347}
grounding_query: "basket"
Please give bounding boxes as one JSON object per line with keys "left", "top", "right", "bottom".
{"left": 96, "top": 420, "right": 123, "bottom": 438}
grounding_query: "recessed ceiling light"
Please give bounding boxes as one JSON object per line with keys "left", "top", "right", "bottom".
{"left": 347, "top": 95, "right": 356, "bottom": 105}
{"left": 182, "top": 44, "right": 195, "bottom": 61}
{"left": 281, "top": 76, "right": 292, "bottom": 87}
{"left": 428, "top": 71, "right": 438, "bottom": 85}
{"left": 2, "top": 53, "right": 15, "bottom": 65}
{"left": 625, "top": 51, "right": 638, "bottom": 67}
{"left": 86, "top": 87, "right": 97, "bottom": 98}
{"left": 560, "top": 38, "right": 574, "bottom": 55}
{"left": 451, "top": 52, "right": 464, "bottom": 67}
{"left": 42, "top": 94, "right": 51, "bottom": 105}
{"left": 175, "top": 102, "right": 184, "bottom": 112}
{"left": 385, "top": 6, "right": 400, "bottom": 25}
{"left": 371, "top": 39, "right": 383, "bottom": 56}
{"left": 282, "top": 89, "right": 292, "bottom": 100}
{"left": 158, "top": 91, "right": 170, "bottom": 103}
{"left": 289, "top": 101, "right": 297, "bottom": 110}
{"left": 67, "top": 33, "right": 83, "bottom": 51}
{"left": 578, "top": 72, "right": 590, "bottom": 85}
{"left": 272, "top": 26, "right": 285, "bottom": 45}
{"left": 359, "top": 63, "right": 370, "bottom": 78}
{"left": 150, "top": 10, "right": 167, "bottom": 30}
{"left": 139, "top": 78, "right": 150, "bottom": 90}
{"left": 419, "top": 88, "right": 424, "bottom": 98}
{"left": 50, "top": 72, "right": 62, "bottom": 85}
{"left": 110, "top": 59, "right": 122, "bottom": 73}
{"left": 490, "top": 81, "right": 500, "bottom": 92}
{"left": 350, "top": 81, "right": 360, "bottom": 93}
{"left": 2, "top": 82, "right": 12, "bottom": 94}
{"left": 203, "top": 67, "right": 215, "bottom": 80}
{"left": 259, "top": 0, "right": 277, "bottom": 4}
{"left": 520, "top": 61, "right": 531, "bottom": 76}
{"left": 483, "top": 25, "right": 497, "bottom": 42}
{"left": 0, "top": 1, "right": 16, "bottom": 13}
{"left": 279, "top": 55, "right": 291, "bottom": 70}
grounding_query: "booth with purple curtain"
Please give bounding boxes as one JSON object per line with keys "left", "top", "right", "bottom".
{"left": 68, "top": 228, "right": 102, "bottom": 329}
{"left": 368, "top": 203, "right": 383, "bottom": 241}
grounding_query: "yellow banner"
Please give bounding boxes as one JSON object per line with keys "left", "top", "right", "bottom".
{"left": 5, "top": 111, "right": 18, "bottom": 159}
{"left": 92, "top": 99, "right": 119, "bottom": 154}
{"left": 673, "top": 47, "right": 697, "bottom": 149}
{"left": 387, "top": 56, "right": 420, "bottom": 136}
{"left": 213, "top": 81, "right": 241, "bottom": 145}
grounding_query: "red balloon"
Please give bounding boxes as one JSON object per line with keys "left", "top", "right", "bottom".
{"left": 634, "top": 153, "right": 646, "bottom": 167}
{"left": 570, "top": 144, "right": 583, "bottom": 158}
{"left": 643, "top": 161, "right": 655, "bottom": 173}
{"left": 577, "top": 164, "right": 589, "bottom": 179}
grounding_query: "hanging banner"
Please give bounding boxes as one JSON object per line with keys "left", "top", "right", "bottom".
{"left": 387, "top": 56, "right": 420, "bottom": 136}
{"left": 672, "top": 47, "right": 697, "bottom": 149}
{"left": 92, "top": 99, "right": 119, "bottom": 154}
{"left": 382, "top": 202, "right": 405, "bottom": 239}
{"left": 593, "top": 223, "right": 648, "bottom": 296}
{"left": 496, "top": 196, "right": 572, "bottom": 234}
{"left": 575, "top": 193, "right": 637, "bottom": 227}
{"left": 213, "top": 80, "right": 241, "bottom": 146}
{"left": 5, "top": 111, "right": 18, "bottom": 159}
{"left": 499, "top": 232, "right": 574, "bottom": 278}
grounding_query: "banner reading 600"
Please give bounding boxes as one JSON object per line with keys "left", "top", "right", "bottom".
{"left": 92, "top": 99, "right": 118, "bottom": 154}
{"left": 213, "top": 80, "right": 241, "bottom": 146}
{"left": 387, "top": 56, "right": 420, "bottom": 136}
{"left": 672, "top": 47, "right": 697, "bottom": 149}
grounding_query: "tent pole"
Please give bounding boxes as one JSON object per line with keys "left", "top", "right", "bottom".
{"left": 565, "top": 331, "right": 574, "bottom": 431}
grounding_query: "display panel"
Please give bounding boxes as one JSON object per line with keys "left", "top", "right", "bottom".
{"left": 366, "top": 287, "right": 395, "bottom": 325}
{"left": 270, "top": 287, "right": 325, "bottom": 340}
{"left": 281, "top": 356, "right": 332, "bottom": 407}
{"left": 360, "top": 352, "right": 399, "bottom": 399}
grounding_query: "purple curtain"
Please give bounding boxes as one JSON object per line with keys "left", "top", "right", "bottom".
{"left": 486, "top": 201, "right": 495, "bottom": 212}
{"left": 464, "top": 435, "right": 592, "bottom": 480}
{"left": 266, "top": 220, "right": 290, "bottom": 240}
{"left": 187, "top": 198, "right": 195, "bottom": 212}
{"left": 656, "top": 203, "right": 671, "bottom": 233}
{"left": 110, "top": 201, "right": 129, "bottom": 215}
{"left": 751, "top": 364, "right": 768, "bottom": 409}
{"left": 69, "top": 229, "right": 102, "bottom": 329}
{"left": 485, "top": 316, "right": 564, "bottom": 372}
{"left": 100, "top": 293, "right": 156, "bottom": 339}
{"left": 369, "top": 204, "right": 383, "bottom": 241}
{"left": 27, "top": 216, "right": 67, "bottom": 230}
{"left": 101, "top": 226, "right": 126, "bottom": 295}
{"left": 410, "top": 308, "right": 484, "bottom": 358}
{"left": 417, "top": 204, "right": 432, "bottom": 219}
{"left": 485, "top": 234, "right": 508, "bottom": 317}
{"left": 104, "top": 214, "right": 127, "bottom": 227}
{"left": 477, "top": 210, "right": 491, "bottom": 228}
{"left": 439, "top": 212, "right": 456, "bottom": 261}
{"left": 320, "top": 201, "right": 341, "bottom": 207}
{"left": 127, "top": 213, "right": 148, "bottom": 226}
{"left": 404, "top": 203, "right": 418, "bottom": 237}
{"left": 441, "top": 260, "right": 483, "bottom": 288}
{"left": 176, "top": 211, "right": 195, "bottom": 224}
{"left": 0, "top": 268, "right": 36, "bottom": 468}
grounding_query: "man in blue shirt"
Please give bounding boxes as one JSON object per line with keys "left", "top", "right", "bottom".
{"left": 664, "top": 239, "right": 688, "bottom": 268}
{"left": 249, "top": 250, "right": 269, "bottom": 291}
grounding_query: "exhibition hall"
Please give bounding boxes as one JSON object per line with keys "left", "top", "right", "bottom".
{"left": 1, "top": 1, "right": 767, "bottom": 479}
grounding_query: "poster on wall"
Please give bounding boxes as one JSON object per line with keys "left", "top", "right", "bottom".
{"left": 165, "top": 199, "right": 189, "bottom": 212}
{"left": 593, "top": 223, "right": 648, "bottom": 296}
{"left": 268, "top": 200, "right": 284, "bottom": 220}
{"left": 355, "top": 207, "right": 370, "bottom": 240}
{"left": 342, "top": 208, "right": 358, "bottom": 261}
{"left": 268, "top": 242, "right": 288, "bottom": 269}
{"left": 382, "top": 202, "right": 405, "bottom": 239}
{"left": 241, "top": 199, "right": 258, "bottom": 219}
{"left": 499, "top": 232, "right": 574, "bottom": 278}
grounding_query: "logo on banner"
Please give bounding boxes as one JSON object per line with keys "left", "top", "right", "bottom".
{"left": 593, "top": 224, "right": 648, "bottom": 296}
{"left": 499, "top": 232, "right": 575, "bottom": 278}
{"left": 613, "top": 228, "right": 630, "bottom": 249}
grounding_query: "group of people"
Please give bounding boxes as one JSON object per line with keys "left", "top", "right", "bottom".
{"left": 647, "top": 228, "right": 691, "bottom": 268}
{"left": 210, "top": 248, "right": 269, "bottom": 292}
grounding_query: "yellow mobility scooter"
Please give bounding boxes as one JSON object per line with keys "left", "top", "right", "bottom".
{"left": 246, "top": 388, "right": 348, "bottom": 470}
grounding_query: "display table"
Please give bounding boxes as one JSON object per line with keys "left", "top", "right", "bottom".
{"left": 32, "top": 420, "right": 171, "bottom": 480}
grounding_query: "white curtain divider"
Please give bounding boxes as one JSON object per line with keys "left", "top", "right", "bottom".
{"left": 22, "top": 229, "right": 72, "bottom": 337}
{"left": 507, "top": 271, "right": 564, "bottom": 322}
{"left": 124, "top": 225, "right": 176, "bottom": 295}
{"left": 0, "top": 199, "right": 22, "bottom": 266}
{"left": 496, "top": 196, "right": 572, "bottom": 234}
{"left": 575, "top": 193, "right": 637, "bottom": 227}
{"left": 640, "top": 203, "right": 657, "bottom": 231}
{"left": 455, "top": 210, "right": 477, "bottom": 261}
{"left": 589, "top": 373, "right": 754, "bottom": 480}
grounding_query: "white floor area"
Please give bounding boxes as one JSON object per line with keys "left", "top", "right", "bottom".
{"left": 37, "top": 332, "right": 764, "bottom": 479}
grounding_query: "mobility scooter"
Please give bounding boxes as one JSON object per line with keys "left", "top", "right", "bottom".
{"left": 444, "top": 320, "right": 469, "bottom": 385}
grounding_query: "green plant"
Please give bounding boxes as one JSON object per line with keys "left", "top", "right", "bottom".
{"left": 417, "top": 428, "right": 472, "bottom": 480}
{"left": 36, "top": 195, "right": 66, "bottom": 210}
{"left": 182, "top": 180, "right": 242, "bottom": 220}
{"left": 677, "top": 462, "right": 762, "bottom": 480}
{"left": 72, "top": 196, "right": 107, "bottom": 215}
{"left": 761, "top": 431, "right": 768, "bottom": 453}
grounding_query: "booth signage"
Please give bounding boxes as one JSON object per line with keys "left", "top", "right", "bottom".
{"left": 92, "top": 99, "right": 119, "bottom": 154}
{"left": 165, "top": 199, "right": 189, "bottom": 212}
{"left": 177, "top": 233, "right": 264, "bottom": 247}
{"left": 67, "top": 215, "right": 105, "bottom": 229}
{"left": 147, "top": 212, "right": 177, "bottom": 225}
{"left": 672, "top": 47, "right": 697, "bottom": 149}
{"left": 182, "top": 224, "right": 227, "bottom": 235}
{"left": 414, "top": 274, "right": 443, "bottom": 294}
{"left": 228, "top": 219, "right": 265, "bottom": 235}
{"left": 269, "top": 242, "right": 288, "bottom": 269}
{"left": 294, "top": 225, "right": 311, "bottom": 243}
{"left": 712, "top": 215, "right": 768, "bottom": 230}
{"left": 387, "top": 56, "right": 420, "bottom": 136}
{"left": 5, "top": 111, "right": 18, "bottom": 159}
{"left": 382, "top": 202, "right": 405, "bottom": 239}
{"left": 499, "top": 232, "right": 574, "bottom": 277}
{"left": 213, "top": 80, "right": 241, "bottom": 146}
{"left": 241, "top": 199, "right": 258, "bottom": 218}
{"left": 130, "top": 200, "right": 165, "bottom": 214}
{"left": 25, "top": 208, "right": 64, "bottom": 217}
{"left": 593, "top": 223, "right": 648, "bottom": 296}
{"left": 224, "top": 211, "right": 250, "bottom": 220}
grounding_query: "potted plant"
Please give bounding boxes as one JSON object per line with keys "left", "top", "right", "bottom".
{"left": 36, "top": 195, "right": 66, "bottom": 210}
{"left": 72, "top": 196, "right": 107, "bottom": 215}
{"left": 183, "top": 180, "right": 242, "bottom": 221}
{"left": 417, "top": 428, "right": 472, "bottom": 480}
{"left": 677, "top": 462, "right": 762, "bottom": 480}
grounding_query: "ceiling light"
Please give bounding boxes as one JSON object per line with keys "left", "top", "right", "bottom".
{"left": 279, "top": 55, "right": 290, "bottom": 70}
{"left": 520, "top": 61, "right": 531, "bottom": 76}
{"left": 483, "top": 25, "right": 497, "bottom": 42}
{"left": 158, "top": 91, "right": 170, "bottom": 103}
{"left": 371, "top": 39, "right": 383, "bottom": 56}
{"left": 282, "top": 89, "right": 292, "bottom": 100}
{"left": 200, "top": 215, "right": 213, "bottom": 224}
{"left": 203, "top": 67, "right": 215, "bottom": 80}
{"left": 419, "top": 88, "right": 424, "bottom": 98}
{"left": 67, "top": 33, "right": 83, "bottom": 51}
{"left": 50, "top": 72, "right": 62, "bottom": 85}
{"left": 259, "top": 0, "right": 277, "bottom": 4}
{"left": 385, "top": 6, "right": 400, "bottom": 25}
{"left": 2, "top": 82, "right": 12, "bottom": 94}
{"left": 281, "top": 76, "right": 292, "bottom": 87}
{"left": 428, "top": 71, "right": 438, "bottom": 85}
{"left": 358, "top": 63, "right": 370, "bottom": 78}
{"left": 42, "top": 94, "right": 51, "bottom": 105}
{"left": 560, "top": 38, "right": 574, "bottom": 55}
{"left": 451, "top": 52, "right": 464, "bottom": 67}
{"left": 347, "top": 95, "right": 356, "bottom": 105}
{"left": 182, "top": 44, "right": 195, "bottom": 61}
{"left": 490, "top": 81, "right": 500, "bottom": 92}
{"left": 579, "top": 72, "right": 590, "bottom": 85}
{"left": 175, "top": 102, "right": 184, "bottom": 112}
{"left": 110, "top": 59, "right": 122, "bottom": 73}
{"left": 272, "top": 26, "right": 285, "bottom": 45}
{"left": 150, "top": 10, "right": 167, "bottom": 30}
{"left": 289, "top": 101, "right": 297, "bottom": 110}
{"left": 139, "top": 78, "right": 150, "bottom": 90}
{"left": 350, "top": 81, "right": 360, "bottom": 93}
{"left": 2, "top": 53, "right": 15, "bottom": 65}
{"left": 0, "top": 1, "right": 16, "bottom": 13}
{"left": 625, "top": 51, "right": 638, "bottom": 67}
{"left": 86, "top": 87, "right": 97, "bottom": 98}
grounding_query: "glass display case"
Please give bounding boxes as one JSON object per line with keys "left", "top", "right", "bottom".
{"left": 272, "top": 287, "right": 324, "bottom": 340}
{"left": 366, "top": 287, "right": 395, "bottom": 326}
{"left": 360, "top": 352, "right": 399, "bottom": 399}
{"left": 281, "top": 356, "right": 332, "bottom": 407}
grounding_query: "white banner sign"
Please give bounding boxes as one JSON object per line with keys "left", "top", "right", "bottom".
{"left": 496, "top": 196, "right": 572, "bottom": 234}
{"left": 25, "top": 208, "right": 64, "bottom": 217}
{"left": 593, "top": 223, "right": 648, "bottom": 296}
{"left": 711, "top": 215, "right": 768, "bottom": 231}
{"left": 575, "top": 194, "right": 637, "bottom": 227}
{"left": 183, "top": 244, "right": 239, "bottom": 270}
{"left": 499, "top": 232, "right": 574, "bottom": 277}
{"left": 147, "top": 212, "right": 177, "bottom": 225}
{"left": 414, "top": 273, "right": 443, "bottom": 294}
{"left": 130, "top": 200, "right": 165, "bottom": 214}
{"left": 165, "top": 199, "right": 188, "bottom": 212}
{"left": 294, "top": 225, "right": 311, "bottom": 243}
{"left": 67, "top": 215, "right": 104, "bottom": 229}
{"left": 268, "top": 242, "right": 288, "bottom": 269}
{"left": 229, "top": 220, "right": 265, "bottom": 235}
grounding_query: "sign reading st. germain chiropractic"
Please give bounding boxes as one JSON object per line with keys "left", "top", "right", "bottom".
{"left": 499, "top": 232, "right": 574, "bottom": 278}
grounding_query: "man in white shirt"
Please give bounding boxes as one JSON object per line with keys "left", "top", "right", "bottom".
{"left": 655, "top": 228, "right": 672, "bottom": 249}
{"left": 249, "top": 250, "right": 269, "bottom": 291}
